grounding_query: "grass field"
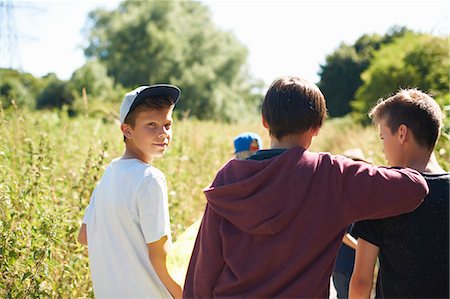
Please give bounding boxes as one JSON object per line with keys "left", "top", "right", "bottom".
{"left": 1, "top": 107, "right": 448, "bottom": 297}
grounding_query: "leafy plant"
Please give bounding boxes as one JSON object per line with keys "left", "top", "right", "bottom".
{"left": 0, "top": 107, "right": 448, "bottom": 297}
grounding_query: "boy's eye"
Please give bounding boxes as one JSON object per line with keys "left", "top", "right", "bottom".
{"left": 148, "top": 122, "right": 156, "bottom": 127}
{"left": 165, "top": 123, "right": 172, "bottom": 130}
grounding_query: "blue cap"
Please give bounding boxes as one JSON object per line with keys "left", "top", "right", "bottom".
{"left": 233, "top": 132, "right": 263, "bottom": 153}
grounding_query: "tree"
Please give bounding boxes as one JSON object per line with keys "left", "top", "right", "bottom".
{"left": 67, "top": 60, "right": 116, "bottom": 101}
{"left": 318, "top": 26, "right": 411, "bottom": 117}
{"left": 84, "top": 0, "right": 262, "bottom": 121}
{"left": 0, "top": 69, "right": 43, "bottom": 109}
{"left": 317, "top": 44, "right": 365, "bottom": 117}
{"left": 351, "top": 33, "right": 449, "bottom": 122}
{"left": 36, "top": 74, "right": 73, "bottom": 109}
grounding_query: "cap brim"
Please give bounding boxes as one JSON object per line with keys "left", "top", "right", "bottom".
{"left": 129, "top": 84, "right": 181, "bottom": 113}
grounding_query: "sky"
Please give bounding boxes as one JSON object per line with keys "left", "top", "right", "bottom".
{"left": 1, "top": 0, "right": 448, "bottom": 86}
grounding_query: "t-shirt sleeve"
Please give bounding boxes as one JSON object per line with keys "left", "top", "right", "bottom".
{"left": 352, "top": 219, "right": 383, "bottom": 248}
{"left": 82, "top": 205, "right": 92, "bottom": 224}
{"left": 137, "top": 174, "right": 171, "bottom": 244}
{"left": 82, "top": 187, "right": 97, "bottom": 224}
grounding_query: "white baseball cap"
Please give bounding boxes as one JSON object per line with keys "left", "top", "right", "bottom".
{"left": 119, "top": 84, "right": 181, "bottom": 123}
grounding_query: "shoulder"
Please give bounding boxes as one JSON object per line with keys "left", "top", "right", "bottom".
{"left": 304, "top": 151, "right": 360, "bottom": 172}
{"left": 316, "top": 152, "right": 358, "bottom": 165}
{"left": 111, "top": 159, "right": 166, "bottom": 188}
{"left": 422, "top": 172, "right": 450, "bottom": 183}
{"left": 133, "top": 167, "right": 168, "bottom": 204}
{"left": 140, "top": 166, "right": 167, "bottom": 193}
{"left": 422, "top": 173, "right": 450, "bottom": 194}
{"left": 114, "top": 158, "right": 165, "bottom": 179}
{"left": 296, "top": 150, "right": 351, "bottom": 167}
{"left": 145, "top": 165, "right": 165, "bottom": 179}
{"left": 420, "top": 172, "right": 449, "bottom": 206}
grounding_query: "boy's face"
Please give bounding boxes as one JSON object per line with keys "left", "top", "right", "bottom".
{"left": 379, "top": 118, "right": 404, "bottom": 167}
{"left": 126, "top": 106, "right": 174, "bottom": 160}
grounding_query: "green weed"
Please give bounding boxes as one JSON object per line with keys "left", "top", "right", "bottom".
{"left": 0, "top": 109, "right": 448, "bottom": 297}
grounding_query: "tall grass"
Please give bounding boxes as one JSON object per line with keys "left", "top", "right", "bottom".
{"left": 0, "top": 108, "right": 448, "bottom": 297}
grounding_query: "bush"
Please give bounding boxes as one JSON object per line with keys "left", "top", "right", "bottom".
{"left": 351, "top": 33, "right": 449, "bottom": 123}
{"left": 0, "top": 69, "right": 42, "bottom": 109}
{"left": 36, "top": 74, "right": 73, "bottom": 109}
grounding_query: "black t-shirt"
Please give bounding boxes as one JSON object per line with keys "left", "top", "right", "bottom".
{"left": 247, "top": 149, "right": 287, "bottom": 161}
{"left": 353, "top": 173, "right": 450, "bottom": 298}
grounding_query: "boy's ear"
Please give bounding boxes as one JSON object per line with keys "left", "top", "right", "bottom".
{"left": 262, "top": 116, "right": 269, "bottom": 129}
{"left": 398, "top": 124, "right": 408, "bottom": 144}
{"left": 121, "top": 123, "right": 133, "bottom": 139}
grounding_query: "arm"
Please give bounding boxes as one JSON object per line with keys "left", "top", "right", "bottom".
{"left": 342, "top": 233, "right": 357, "bottom": 250}
{"left": 78, "top": 223, "right": 88, "bottom": 245}
{"left": 79, "top": 187, "right": 97, "bottom": 246}
{"left": 349, "top": 238, "right": 379, "bottom": 299}
{"left": 335, "top": 156, "right": 428, "bottom": 222}
{"left": 148, "top": 236, "right": 182, "bottom": 299}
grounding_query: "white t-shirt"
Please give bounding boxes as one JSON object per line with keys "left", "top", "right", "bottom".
{"left": 82, "top": 158, "right": 173, "bottom": 298}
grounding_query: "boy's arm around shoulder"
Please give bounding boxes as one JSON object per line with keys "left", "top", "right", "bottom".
{"left": 334, "top": 156, "right": 429, "bottom": 222}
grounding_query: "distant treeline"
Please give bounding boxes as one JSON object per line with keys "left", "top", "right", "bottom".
{"left": 0, "top": 1, "right": 448, "bottom": 125}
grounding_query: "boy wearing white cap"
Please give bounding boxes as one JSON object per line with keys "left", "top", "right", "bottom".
{"left": 78, "top": 85, "right": 182, "bottom": 298}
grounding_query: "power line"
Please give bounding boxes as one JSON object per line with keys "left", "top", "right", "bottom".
{"left": 0, "top": 0, "right": 20, "bottom": 69}
{"left": 0, "top": 1, "right": 42, "bottom": 70}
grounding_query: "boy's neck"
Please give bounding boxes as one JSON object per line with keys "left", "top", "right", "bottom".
{"left": 122, "top": 144, "right": 152, "bottom": 165}
{"left": 269, "top": 133, "right": 312, "bottom": 150}
{"left": 424, "top": 152, "right": 446, "bottom": 173}
{"left": 402, "top": 147, "right": 445, "bottom": 174}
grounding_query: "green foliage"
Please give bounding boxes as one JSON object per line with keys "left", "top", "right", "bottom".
{"left": 351, "top": 33, "right": 449, "bottom": 123}
{"left": 0, "top": 69, "right": 43, "bottom": 109}
{"left": 1, "top": 108, "right": 448, "bottom": 296}
{"left": 317, "top": 44, "right": 365, "bottom": 117}
{"left": 435, "top": 93, "right": 450, "bottom": 171}
{"left": 0, "top": 109, "right": 97, "bottom": 297}
{"left": 36, "top": 74, "right": 73, "bottom": 110}
{"left": 67, "top": 60, "right": 127, "bottom": 119}
{"left": 84, "top": 0, "right": 263, "bottom": 121}
{"left": 318, "top": 26, "right": 412, "bottom": 117}
{"left": 0, "top": 108, "right": 264, "bottom": 297}
{"left": 67, "top": 60, "right": 115, "bottom": 102}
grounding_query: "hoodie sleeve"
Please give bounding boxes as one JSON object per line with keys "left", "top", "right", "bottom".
{"left": 331, "top": 156, "right": 429, "bottom": 223}
{"left": 183, "top": 204, "right": 224, "bottom": 299}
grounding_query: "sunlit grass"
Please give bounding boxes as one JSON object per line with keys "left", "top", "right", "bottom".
{"left": 1, "top": 108, "right": 448, "bottom": 297}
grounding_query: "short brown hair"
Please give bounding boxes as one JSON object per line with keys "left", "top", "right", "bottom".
{"left": 124, "top": 95, "right": 175, "bottom": 127}
{"left": 369, "top": 88, "right": 442, "bottom": 150}
{"left": 262, "top": 77, "right": 327, "bottom": 140}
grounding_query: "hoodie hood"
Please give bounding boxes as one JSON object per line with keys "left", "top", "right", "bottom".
{"left": 204, "top": 147, "right": 317, "bottom": 235}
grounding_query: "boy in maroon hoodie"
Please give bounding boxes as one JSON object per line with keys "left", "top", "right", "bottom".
{"left": 183, "top": 77, "right": 429, "bottom": 298}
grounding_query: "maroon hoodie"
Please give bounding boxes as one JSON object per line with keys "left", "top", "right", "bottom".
{"left": 183, "top": 147, "right": 428, "bottom": 298}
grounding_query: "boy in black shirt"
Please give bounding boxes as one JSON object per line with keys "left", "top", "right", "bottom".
{"left": 349, "top": 89, "right": 449, "bottom": 298}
